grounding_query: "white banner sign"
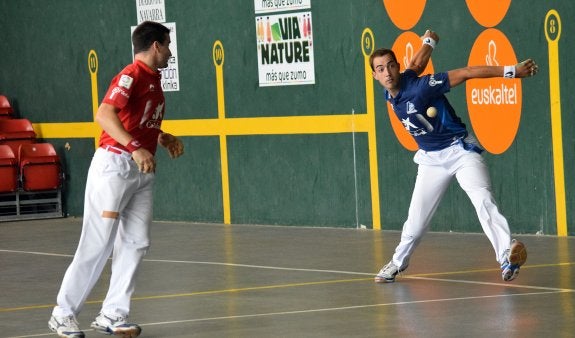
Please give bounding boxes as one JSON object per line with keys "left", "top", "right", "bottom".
{"left": 160, "top": 22, "right": 179, "bottom": 91}
{"left": 255, "top": 0, "right": 311, "bottom": 14}
{"left": 136, "top": 0, "right": 166, "bottom": 24}
{"left": 256, "top": 12, "right": 315, "bottom": 86}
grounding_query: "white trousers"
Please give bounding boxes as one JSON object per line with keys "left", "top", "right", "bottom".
{"left": 53, "top": 148, "right": 154, "bottom": 318}
{"left": 392, "top": 143, "right": 511, "bottom": 270}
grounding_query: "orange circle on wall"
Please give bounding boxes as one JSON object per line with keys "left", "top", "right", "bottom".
{"left": 383, "top": 0, "right": 427, "bottom": 30}
{"left": 465, "top": 0, "right": 511, "bottom": 27}
{"left": 387, "top": 32, "right": 435, "bottom": 151}
{"left": 466, "top": 28, "right": 521, "bottom": 154}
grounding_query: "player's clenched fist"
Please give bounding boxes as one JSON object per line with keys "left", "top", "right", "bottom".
{"left": 158, "top": 132, "right": 184, "bottom": 159}
{"left": 515, "top": 59, "right": 538, "bottom": 78}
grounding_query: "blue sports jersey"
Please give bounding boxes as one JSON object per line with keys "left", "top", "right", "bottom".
{"left": 385, "top": 69, "right": 469, "bottom": 151}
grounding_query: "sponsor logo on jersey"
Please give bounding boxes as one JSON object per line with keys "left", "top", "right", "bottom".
{"left": 119, "top": 75, "right": 134, "bottom": 89}
{"left": 428, "top": 75, "right": 443, "bottom": 86}
{"left": 139, "top": 100, "right": 164, "bottom": 130}
{"left": 401, "top": 116, "right": 428, "bottom": 136}
{"left": 109, "top": 87, "right": 129, "bottom": 100}
{"left": 146, "top": 120, "right": 162, "bottom": 129}
{"left": 406, "top": 101, "right": 418, "bottom": 114}
{"left": 401, "top": 117, "right": 418, "bottom": 131}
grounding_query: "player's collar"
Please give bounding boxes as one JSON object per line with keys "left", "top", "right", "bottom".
{"left": 135, "top": 60, "right": 162, "bottom": 78}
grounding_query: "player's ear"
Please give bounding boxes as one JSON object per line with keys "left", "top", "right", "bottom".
{"left": 151, "top": 41, "right": 162, "bottom": 53}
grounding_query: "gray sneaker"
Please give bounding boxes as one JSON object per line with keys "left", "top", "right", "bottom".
{"left": 48, "top": 315, "right": 85, "bottom": 338}
{"left": 375, "top": 261, "right": 406, "bottom": 283}
{"left": 90, "top": 312, "right": 141, "bottom": 337}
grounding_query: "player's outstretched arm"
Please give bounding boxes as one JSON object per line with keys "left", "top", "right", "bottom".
{"left": 158, "top": 132, "right": 184, "bottom": 159}
{"left": 447, "top": 58, "right": 538, "bottom": 87}
{"left": 407, "top": 30, "right": 439, "bottom": 75}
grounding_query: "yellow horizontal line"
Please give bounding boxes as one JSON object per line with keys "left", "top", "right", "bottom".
{"left": 132, "top": 277, "right": 369, "bottom": 301}
{"left": 0, "top": 277, "right": 368, "bottom": 313}
{"left": 32, "top": 122, "right": 100, "bottom": 139}
{"left": 31, "top": 114, "right": 369, "bottom": 139}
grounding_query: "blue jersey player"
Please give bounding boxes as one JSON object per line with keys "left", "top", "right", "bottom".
{"left": 370, "top": 30, "right": 538, "bottom": 283}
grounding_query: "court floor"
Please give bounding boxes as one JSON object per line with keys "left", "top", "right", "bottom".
{"left": 1, "top": 218, "right": 574, "bottom": 337}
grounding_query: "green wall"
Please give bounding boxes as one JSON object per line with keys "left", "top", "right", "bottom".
{"left": 1, "top": 0, "right": 573, "bottom": 235}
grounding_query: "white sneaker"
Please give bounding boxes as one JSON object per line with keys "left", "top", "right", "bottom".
{"left": 91, "top": 312, "right": 141, "bottom": 337}
{"left": 374, "top": 261, "right": 406, "bottom": 283}
{"left": 48, "top": 315, "right": 85, "bottom": 338}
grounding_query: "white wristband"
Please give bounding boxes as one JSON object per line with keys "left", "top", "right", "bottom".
{"left": 422, "top": 37, "right": 437, "bottom": 49}
{"left": 503, "top": 65, "right": 515, "bottom": 78}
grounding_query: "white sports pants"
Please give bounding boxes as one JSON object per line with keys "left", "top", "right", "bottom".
{"left": 53, "top": 147, "right": 154, "bottom": 318}
{"left": 392, "top": 143, "right": 511, "bottom": 270}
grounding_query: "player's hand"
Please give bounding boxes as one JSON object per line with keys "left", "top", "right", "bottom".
{"left": 158, "top": 132, "right": 184, "bottom": 159}
{"left": 515, "top": 59, "right": 538, "bottom": 78}
{"left": 421, "top": 29, "right": 439, "bottom": 44}
{"left": 132, "top": 148, "right": 156, "bottom": 173}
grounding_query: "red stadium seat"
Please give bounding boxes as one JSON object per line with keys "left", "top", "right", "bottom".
{"left": 0, "top": 144, "right": 18, "bottom": 192}
{"left": 0, "top": 118, "right": 36, "bottom": 155}
{"left": 0, "top": 95, "right": 14, "bottom": 119}
{"left": 18, "top": 143, "right": 62, "bottom": 191}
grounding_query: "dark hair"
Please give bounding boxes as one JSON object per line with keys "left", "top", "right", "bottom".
{"left": 132, "top": 21, "right": 170, "bottom": 54}
{"left": 369, "top": 48, "right": 398, "bottom": 71}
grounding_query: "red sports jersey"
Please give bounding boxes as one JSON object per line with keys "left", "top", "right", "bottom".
{"left": 100, "top": 60, "right": 164, "bottom": 154}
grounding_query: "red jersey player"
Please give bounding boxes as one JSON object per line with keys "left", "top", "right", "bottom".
{"left": 49, "top": 21, "right": 183, "bottom": 338}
